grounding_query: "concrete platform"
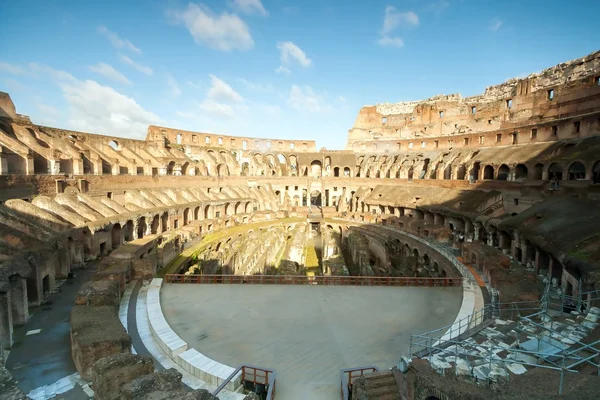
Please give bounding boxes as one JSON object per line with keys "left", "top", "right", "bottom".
{"left": 161, "top": 284, "right": 463, "bottom": 400}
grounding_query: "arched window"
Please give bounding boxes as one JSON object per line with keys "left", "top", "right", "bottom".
{"left": 568, "top": 161, "right": 586, "bottom": 180}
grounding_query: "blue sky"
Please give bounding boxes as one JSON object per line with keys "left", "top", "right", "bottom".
{"left": 1, "top": 0, "right": 599, "bottom": 149}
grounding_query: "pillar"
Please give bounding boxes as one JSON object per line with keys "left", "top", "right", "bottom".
{"left": 133, "top": 221, "right": 140, "bottom": 240}
{"left": 10, "top": 278, "right": 28, "bottom": 326}
{"left": 473, "top": 226, "right": 480, "bottom": 241}
{"left": 0, "top": 293, "right": 13, "bottom": 349}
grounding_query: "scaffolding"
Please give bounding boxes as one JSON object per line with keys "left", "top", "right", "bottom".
{"left": 407, "top": 287, "right": 600, "bottom": 395}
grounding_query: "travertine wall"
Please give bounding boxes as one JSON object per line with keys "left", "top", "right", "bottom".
{"left": 347, "top": 50, "right": 600, "bottom": 152}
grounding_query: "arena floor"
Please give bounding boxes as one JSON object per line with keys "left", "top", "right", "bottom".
{"left": 161, "top": 284, "right": 463, "bottom": 400}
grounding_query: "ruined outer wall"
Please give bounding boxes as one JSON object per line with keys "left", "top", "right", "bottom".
{"left": 0, "top": 92, "right": 17, "bottom": 120}
{"left": 347, "top": 50, "right": 600, "bottom": 151}
{"left": 147, "top": 125, "right": 317, "bottom": 152}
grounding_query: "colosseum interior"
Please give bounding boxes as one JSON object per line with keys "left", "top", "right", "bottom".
{"left": 0, "top": 50, "right": 600, "bottom": 400}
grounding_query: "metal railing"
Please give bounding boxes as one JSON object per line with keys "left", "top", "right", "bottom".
{"left": 213, "top": 364, "right": 277, "bottom": 399}
{"left": 340, "top": 366, "right": 379, "bottom": 400}
{"left": 164, "top": 273, "right": 462, "bottom": 287}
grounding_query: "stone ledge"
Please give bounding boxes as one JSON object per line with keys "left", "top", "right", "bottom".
{"left": 147, "top": 278, "right": 187, "bottom": 358}
{"left": 147, "top": 278, "right": 242, "bottom": 392}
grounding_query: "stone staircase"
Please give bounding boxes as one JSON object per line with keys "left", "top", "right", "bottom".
{"left": 361, "top": 370, "right": 400, "bottom": 400}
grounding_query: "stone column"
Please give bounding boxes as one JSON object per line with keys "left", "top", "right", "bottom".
{"left": 145, "top": 222, "right": 152, "bottom": 236}
{"left": 133, "top": 221, "right": 140, "bottom": 240}
{"left": 473, "top": 226, "right": 480, "bottom": 241}
{"left": 10, "top": 278, "right": 28, "bottom": 326}
{"left": 0, "top": 292, "right": 13, "bottom": 349}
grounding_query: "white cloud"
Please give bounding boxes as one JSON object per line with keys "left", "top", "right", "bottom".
{"left": 89, "top": 63, "right": 131, "bottom": 85}
{"left": 167, "top": 74, "right": 181, "bottom": 97}
{"left": 98, "top": 26, "right": 141, "bottom": 54}
{"left": 489, "top": 18, "right": 503, "bottom": 31}
{"left": 169, "top": 3, "right": 254, "bottom": 51}
{"left": 427, "top": 0, "right": 450, "bottom": 15}
{"left": 229, "top": 0, "right": 268, "bottom": 16}
{"left": 0, "top": 61, "right": 28, "bottom": 75}
{"left": 119, "top": 54, "right": 153, "bottom": 76}
{"left": 198, "top": 99, "right": 236, "bottom": 119}
{"left": 60, "top": 79, "right": 161, "bottom": 138}
{"left": 275, "top": 65, "right": 291, "bottom": 76}
{"left": 206, "top": 74, "right": 244, "bottom": 102}
{"left": 236, "top": 78, "right": 272, "bottom": 92}
{"left": 288, "top": 85, "right": 320, "bottom": 112}
{"left": 378, "top": 6, "right": 418, "bottom": 47}
{"left": 277, "top": 41, "right": 312, "bottom": 67}
{"left": 377, "top": 36, "right": 404, "bottom": 47}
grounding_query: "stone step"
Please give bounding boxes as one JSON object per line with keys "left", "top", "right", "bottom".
{"left": 365, "top": 375, "right": 397, "bottom": 390}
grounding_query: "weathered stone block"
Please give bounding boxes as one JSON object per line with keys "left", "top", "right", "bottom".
{"left": 70, "top": 305, "right": 131, "bottom": 380}
{"left": 92, "top": 353, "right": 154, "bottom": 400}
{"left": 75, "top": 279, "right": 120, "bottom": 309}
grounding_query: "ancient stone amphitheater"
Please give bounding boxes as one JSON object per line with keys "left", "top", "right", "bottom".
{"left": 1, "top": 51, "right": 600, "bottom": 400}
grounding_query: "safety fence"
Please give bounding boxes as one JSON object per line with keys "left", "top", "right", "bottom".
{"left": 164, "top": 273, "right": 462, "bottom": 287}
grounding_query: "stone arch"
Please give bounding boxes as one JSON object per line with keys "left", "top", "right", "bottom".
{"left": 181, "top": 162, "right": 189, "bottom": 176}
{"left": 225, "top": 203, "right": 234, "bottom": 216}
{"left": 167, "top": 161, "right": 175, "bottom": 175}
{"left": 124, "top": 220, "right": 134, "bottom": 241}
{"left": 532, "top": 163, "right": 544, "bottom": 180}
{"left": 548, "top": 162, "right": 563, "bottom": 180}
{"left": 194, "top": 206, "right": 201, "bottom": 220}
{"left": 245, "top": 202, "right": 252, "bottom": 213}
{"left": 111, "top": 223, "right": 122, "bottom": 249}
{"left": 241, "top": 162, "right": 249, "bottom": 176}
{"left": 343, "top": 166, "right": 351, "bottom": 177}
{"left": 333, "top": 166, "right": 340, "bottom": 177}
{"left": 514, "top": 163, "right": 528, "bottom": 180}
{"left": 161, "top": 212, "right": 169, "bottom": 232}
{"left": 456, "top": 164, "right": 466, "bottom": 180}
{"left": 443, "top": 164, "right": 452, "bottom": 180}
{"left": 183, "top": 208, "right": 191, "bottom": 225}
{"left": 470, "top": 162, "right": 481, "bottom": 181}
{"left": 567, "top": 161, "right": 586, "bottom": 180}
{"left": 33, "top": 153, "right": 49, "bottom": 174}
{"left": 108, "top": 140, "right": 120, "bottom": 151}
{"left": 205, "top": 205, "right": 213, "bottom": 219}
{"left": 497, "top": 164, "right": 510, "bottom": 181}
{"left": 483, "top": 165, "right": 494, "bottom": 180}
{"left": 310, "top": 160, "right": 322, "bottom": 177}
{"left": 216, "top": 164, "right": 229, "bottom": 177}
{"left": 151, "top": 214, "right": 160, "bottom": 234}
{"left": 137, "top": 216, "right": 146, "bottom": 238}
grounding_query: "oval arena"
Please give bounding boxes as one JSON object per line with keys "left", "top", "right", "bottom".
{"left": 1, "top": 50, "right": 600, "bottom": 400}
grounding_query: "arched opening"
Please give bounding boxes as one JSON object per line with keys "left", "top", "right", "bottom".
{"left": 137, "top": 217, "right": 146, "bottom": 239}
{"left": 183, "top": 208, "right": 191, "bottom": 225}
{"left": 310, "top": 191, "right": 322, "bottom": 207}
{"left": 568, "top": 161, "right": 586, "bottom": 180}
{"left": 124, "top": 220, "right": 134, "bottom": 242}
{"left": 4, "top": 151, "right": 27, "bottom": 174}
{"left": 225, "top": 203, "right": 234, "bottom": 216}
{"left": 420, "top": 159, "right": 430, "bottom": 179}
{"left": 204, "top": 205, "right": 213, "bottom": 219}
{"left": 548, "top": 162, "right": 563, "bottom": 180}
{"left": 161, "top": 212, "right": 169, "bottom": 232}
{"left": 108, "top": 140, "right": 120, "bottom": 151}
{"left": 245, "top": 202, "right": 252, "bottom": 213}
{"left": 533, "top": 163, "right": 544, "bottom": 180}
{"left": 333, "top": 167, "right": 340, "bottom": 177}
{"left": 412, "top": 248, "right": 419, "bottom": 269}
{"left": 407, "top": 167, "right": 414, "bottom": 180}
{"left": 470, "top": 162, "right": 481, "bottom": 181}
{"left": 443, "top": 165, "right": 452, "bottom": 180}
{"left": 151, "top": 215, "right": 159, "bottom": 234}
{"left": 111, "top": 223, "right": 122, "bottom": 249}
{"left": 102, "top": 158, "right": 112, "bottom": 175}
{"left": 217, "top": 164, "right": 228, "bottom": 177}
{"left": 33, "top": 153, "right": 49, "bottom": 174}
{"left": 593, "top": 161, "right": 600, "bottom": 184}
{"left": 497, "top": 164, "right": 510, "bottom": 181}
{"left": 167, "top": 161, "right": 175, "bottom": 175}
{"left": 343, "top": 166, "right": 351, "bottom": 177}
{"left": 194, "top": 206, "right": 201, "bottom": 220}
{"left": 456, "top": 165, "right": 466, "bottom": 180}
{"left": 483, "top": 165, "right": 494, "bottom": 179}
{"left": 515, "top": 164, "right": 528, "bottom": 180}
{"left": 60, "top": 159, "right": 73, "bottom": 174}
{"left": 310, "top": 160, "right": 322, "bottom": 177}
{"left": 241, "top": 162, "right": 249, "bottom": 176}
{"left": 181, "top": 162, "right": 189, "bottom": 176}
